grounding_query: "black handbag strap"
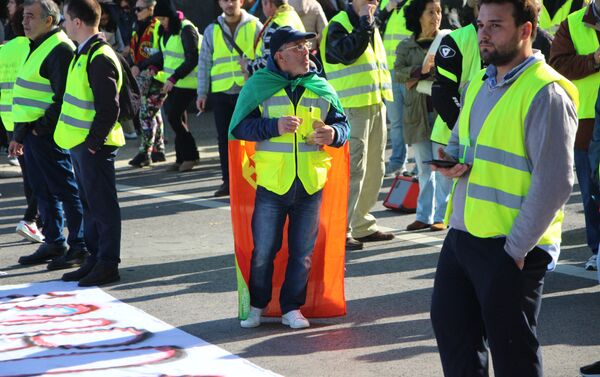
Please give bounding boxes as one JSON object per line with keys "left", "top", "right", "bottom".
{"left": 214, "top": 21, "right": 245, "bottom": 58}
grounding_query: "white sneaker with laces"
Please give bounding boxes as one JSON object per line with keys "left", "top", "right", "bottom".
{"left": 240, "top": 306, "right": 263, "bottom": 328}
{"left": 7, "top": 156, "right": 19, "bottom": 166}
{"left": 16, "top": 221, "right": 44, "bottom": 243}
{"left": 282, "top": 310, "right": 310, "bottom": 329}
{"left": 585, "top": 254, "right": 598, "bottom": 271}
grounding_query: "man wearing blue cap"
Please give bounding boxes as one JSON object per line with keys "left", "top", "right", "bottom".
{"left": 229, "top": 26, "right": 350, "bottom": 329}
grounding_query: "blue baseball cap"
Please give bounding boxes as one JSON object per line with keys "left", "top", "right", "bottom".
{"left": 269, "top": 26, "right": 316, "bottom": 57}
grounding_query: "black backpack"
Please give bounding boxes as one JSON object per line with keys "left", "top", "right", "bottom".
{"left": 86, "top": 40, "right": 142, "bottom": 130}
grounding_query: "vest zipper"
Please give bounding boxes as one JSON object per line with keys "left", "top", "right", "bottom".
{"left": 293, "top": 88, "right": 299, "bottom": 178}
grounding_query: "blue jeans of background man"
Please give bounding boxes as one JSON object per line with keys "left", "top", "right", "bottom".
{"left": 386, "top": 74, "right": 407, "bottom": 173}
{"left": 23, "top": 132, "right": 84, "bottom": 248}
{"left": 249, "top": 179, "right": 323, "bottom": 314}
{"left": 70, "top": 144, "right": 121, "bottom": 264}
{"left": 412, "top": 140, "right": 451, "bottom": 224}
{"left": 574, "top": 148, "right": 600, "bottom": 255}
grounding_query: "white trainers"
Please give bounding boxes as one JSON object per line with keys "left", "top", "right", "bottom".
{"left": 585, "top": 254, "right": 598, "bottom": 271}
{"left": 7, "top": 156, "right": 19, "bottom": 166}
{"left": 240, "top": 306, "right": 263, "bottom": 328}
{"left": 282, "top": 310, "right": 310, "bottom": 329}
{"left": 15, "top": 221, "right": 44, "bottom": 243}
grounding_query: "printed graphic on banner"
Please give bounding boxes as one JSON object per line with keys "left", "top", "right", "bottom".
{"left": 0, "top": 281, "right": 281, "bottom": 377}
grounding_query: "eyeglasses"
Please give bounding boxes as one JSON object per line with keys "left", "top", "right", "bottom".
{"left": 279, "top": 41, "right": 313, "bottom": 53}
{"left": 134, "top": 6, "right": 149, "bottom": 13}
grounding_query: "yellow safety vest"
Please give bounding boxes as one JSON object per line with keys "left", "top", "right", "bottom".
{"left": 567, "top": 7, "right": 600, "bottom": 119}
{"left": 154, "top": 19, "right": 202, "bottom": 89}
{"left": 54, "top": 42, "right": 124, "bottom": 150}
{"left": 539, "top": 0, "right": 574, "bottom": 34}
{"left": 431, "top": 23, "right": 480, "bottom": 145}
{"left": 379, "top": 0, "right": 412, "bottom": 68}
{"left": 447, "top": 61, "right": 578, "bottom": 246}
{"left": 12, "top": 30, "right": 75, "bottom": 123}
{"left": 211, "top": 20, "right": 258, "bottom": 93}
{"left": 0, "top": 37, "right": 30, "bottom": 131}
{"left": 321, "top": 11, "right": 393, "bottom": 108}
{"left": 254, "top": 88, "right": 332, "bottom": 195}
{"left": 255, "top": 5, "right": 305, "bottom": 58}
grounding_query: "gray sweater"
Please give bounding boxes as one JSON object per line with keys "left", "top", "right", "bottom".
{"left": 445, "top": 52, "right": 578, "bottom": 264}
{"left": 197, "top": 10, "right": 262, "bottom": 98}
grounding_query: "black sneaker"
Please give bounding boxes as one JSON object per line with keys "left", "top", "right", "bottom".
{"left": 128, "top": 153, "right": 150, "bottom": 168}
{"left": 78, "top": 261, "right": 120, "bottom": 287}
{"left": 47, "top": 246, "right": 89, "bottom": 271}
{"left": 214, "top": 183, "right": 229, "bottom": 197}
{"left": 151, "top": 151, "right": 167, "bottom": 162}
{"left": 581, "top": 360, "right": 600, "bottom": 377}
{"left": 18, "top": 243, "right": 66, "bottom": 265}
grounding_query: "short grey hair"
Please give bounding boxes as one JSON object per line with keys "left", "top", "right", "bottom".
{"left": 23, "top": 0, "right": 61, "bottom": 26}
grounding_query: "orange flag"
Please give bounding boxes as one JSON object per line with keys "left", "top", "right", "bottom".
{"left": 229, "top": 140, "right": 349, "bottom": 319}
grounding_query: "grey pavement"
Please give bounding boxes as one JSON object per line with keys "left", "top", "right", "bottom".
{"left": 0, "top": 111, "right": 599, "bottom": 377}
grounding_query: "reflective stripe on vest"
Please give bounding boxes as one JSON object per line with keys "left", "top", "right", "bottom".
{"left": 449, "top": 61, "right": 578, "bottom": 246}
{"left": 54, "top": 43, "right": 124, "bottom": 150}
{"left": 211, "top": 20, "right": 258, "bottom": 93}
{"left": 379, "top": 0, "right": 412, "bottom": 68}
{"left": 539, "top": 0, "right": 574, "bottom": 34}
{"left": 431, "top": 23, "right": 481, "bottom": 145}
{"left": 567, "top": 8, "right": 600, "bottom": 119}
{"left": 321, "top": 11, "right": 393, "bottom": 108}
{"left": 254, "top": 89, "right": 332, "bottom": 195}
{"left": 0, "top": 37, "right": 31, "bottom": 131}
{"left": 255, "top": 5, "right": 305, "bottom": 58}
{"left": 12, "top": 30, "right": 75, "bottom": 123}
{"left": 154, "top": 20, "right": 201, "bottom": 89}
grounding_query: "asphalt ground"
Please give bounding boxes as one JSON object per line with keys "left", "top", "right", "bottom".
{"left": 0, "top": 111, "right": 599, "bottom": 377}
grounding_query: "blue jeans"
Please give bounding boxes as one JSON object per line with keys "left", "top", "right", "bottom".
{"left": 574, "top": 148, "right": 600, "bottom": 254}
{"left": 23, "top": 132, "right": 84, "bottom": 248}
{"left": 70, "top": 144, "right": 121, "bottom": 263}
{"left": 386, "top": 75, "right": 407, "bottom": 172}
{"left": 249, "top": 179, "right": 322, "bottom": 314}
{"left": 413, "top": 140, "right": 452, "bottom": 224}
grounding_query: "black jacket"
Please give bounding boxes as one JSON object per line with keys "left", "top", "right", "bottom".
{"left": 324, "top": 5, "right": 375, "bottom": 65}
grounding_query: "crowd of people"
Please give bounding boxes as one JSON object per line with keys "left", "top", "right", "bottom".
{"left": 1, "top": 0, "right": 600, "bottom": 375}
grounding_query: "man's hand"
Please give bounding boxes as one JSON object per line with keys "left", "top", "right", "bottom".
{"left": 431, "top": 147, "right": 470, "bottom": 178}
{"left": 239, "top": 57, "right": 249, "bottom": 80}
{"left": 422, "top": 54, "right": 435, "bottom": 74}
{"left": 196, "top": 96, "right": 207, "bottom": 113}
{"left": 131, "top": 65, "right": 140, "bottom": 77}
{"left": 162, "top": 80, "right": 175, "bottom": 93}
{"left": 359, "top": 3, "right": 377, "bottom": 23}
{"left": 594, "top": 47, "right": 600, "bottom": 65}
{"left": 515, "top": 259, "right": 525, "bottom": 270}
{"left": 277, "top": 116, "right": 302, "bottom": 135}
{"left": 313, "top": 125, "right": 335, "bottom": 146}
{"left": 8, "top": 141, "right": 23, "bottom": 157}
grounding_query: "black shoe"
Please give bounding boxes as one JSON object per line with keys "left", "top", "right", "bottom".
{"left": 47, "top": 246, "right": 89, "bottom": 271}
{"left": 128, "top": 153, "right": 150, "bottom": 168}
{"left": 62, "top": 259, "right": 96, "bottom": 282}
{"left": 18, "top": 243, "right": 67, "bottom": 265}
{"left": 346, "top": 237, "right": 363, "bottom": 251}
{"left": 214, "top": 183, "right": 229, "bottom": 197}
{"left": 581, "top": 360, "right": 600, "bottom": 377}
{"left": 78, "top": 261, "right": 120, "bottom": 287}
{"left": 150, "top": 151, "right": 166, "bottom": 162}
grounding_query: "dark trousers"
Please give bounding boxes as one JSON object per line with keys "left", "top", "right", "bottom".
{"left": 211, "top": 92, "right": 238, "bottom": 183}
{"left": 430, "top": 229, "right": 551, "bottom": 377}
{"left": 162, "top": 87, "right": 199, "bottom": 163}
{"left": 17, "top": 154, "right": 38, "bottom": 223}
{"left": 70, "top": 144, "right": 121, "bottom": 263}
{"left": 249, "top": 179, "right": 323, "bottom": 314}
{"left": 574, "top": 148, "right": 600, "bottom": 254}
{"left": 23, "top": 132, "right": 84, "bottom": 248}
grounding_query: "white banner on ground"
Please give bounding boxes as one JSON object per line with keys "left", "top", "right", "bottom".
{"left": 0, "top": 281, "right": 281, "bottom": 377}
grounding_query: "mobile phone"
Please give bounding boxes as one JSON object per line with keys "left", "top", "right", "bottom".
{"left": 423, "top": 159, "right": 458, "bottom": 168}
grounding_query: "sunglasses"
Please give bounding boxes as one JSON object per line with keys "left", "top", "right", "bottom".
{"left": 279, "top": 41, "right": 313, "bottom": 53}
{"left": 134, "top": 6, "right": 149, "bottom": 12}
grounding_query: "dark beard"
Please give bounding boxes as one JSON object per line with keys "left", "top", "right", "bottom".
{"left": 481, "top": 46, "right": 520, "bottom": 66}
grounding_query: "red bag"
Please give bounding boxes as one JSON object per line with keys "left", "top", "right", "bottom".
{"left": 383, "top": 176, "right": 419, "bottom": 213}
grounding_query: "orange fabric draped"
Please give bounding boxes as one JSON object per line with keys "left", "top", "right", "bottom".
{"left": 229, "top": 139, "right": 349, "bottom": 318}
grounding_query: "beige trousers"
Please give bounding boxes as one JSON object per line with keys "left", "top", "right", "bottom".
{"left": 346, "top": 102, "right": 387, "bottom": 238}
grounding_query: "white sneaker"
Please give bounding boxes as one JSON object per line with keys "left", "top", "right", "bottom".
{"left": 585, "top": 254, "right": 598, "bottom": 271}
{"left": 16, "top": 221, "right": 44, "bottom": 243}
{"left": 282, "top": 310, "right": 310, "bottom": 329}
{"left": 240, "top": 306, "right": 263, "bottom": 328}
{"left": 7, "top": 156, "right": 19, "bottom": 166}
